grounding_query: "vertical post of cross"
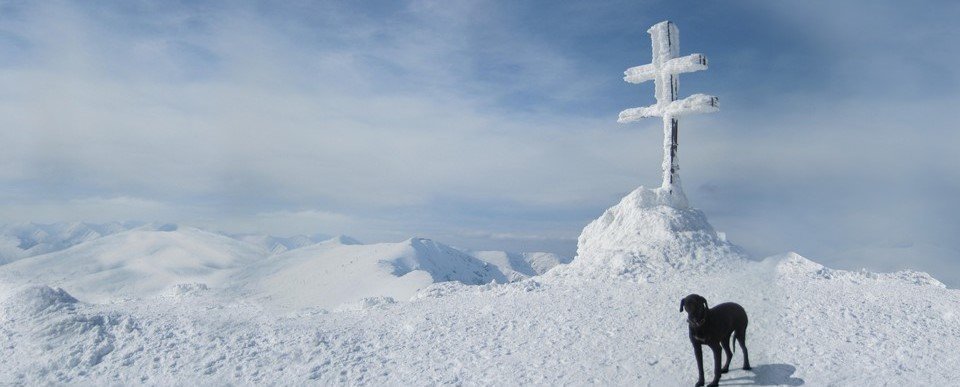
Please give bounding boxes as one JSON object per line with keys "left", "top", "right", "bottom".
{"left": 618, "top": 21, "right": 718, "bottom": 198}
{"left": 650, "top": 21, "right": 681, "bottom": 192}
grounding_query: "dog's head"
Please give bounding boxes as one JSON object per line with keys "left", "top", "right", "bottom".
{"left": 680, "top": 294, "right": 709, "bottom": 327}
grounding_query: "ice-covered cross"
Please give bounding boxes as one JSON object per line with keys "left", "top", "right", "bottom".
{"left": 618, "top": 21, "right": 718, "bottom": 195}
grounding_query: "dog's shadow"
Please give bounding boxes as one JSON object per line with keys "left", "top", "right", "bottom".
{"left": 720, "top": 364, "right": 804, "bottom": 386}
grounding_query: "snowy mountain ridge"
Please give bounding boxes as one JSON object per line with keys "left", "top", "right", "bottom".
{"left": 0, "top": 222, "right": 336, "bottom": 263}
{"left": 0, "top": 223, "right": 571, "bottom": 308}
{"left": 0, "top": 221, "right": 140, "bottom": 264}
{"left": 0, "top": 226, "right": 267, "bottom": 303}
{"left": 232, "top": 236, "right": 512, "bottom": 310}
{"left": 465, "top": 250, "right": 572, "bottom": 282}
{"left": 227, "top": 232, "right": 334, "bottom": 255}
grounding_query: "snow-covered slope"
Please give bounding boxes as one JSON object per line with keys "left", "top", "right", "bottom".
{"left": 234, "top": 237, "right": 506, "bottom": 310}
{"left": 0, "top": 225, "right": 267, "bottom": 302}
{"left": 0, "top": 222, "right": 138, "bottom": 264}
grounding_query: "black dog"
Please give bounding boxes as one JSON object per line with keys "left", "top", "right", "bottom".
{"left": 680, "top": 294, "right": 751, "bottom": 387}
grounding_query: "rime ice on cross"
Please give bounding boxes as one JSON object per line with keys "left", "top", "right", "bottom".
{"left": 618, "top": 21, "right": 718, "bottom": 196}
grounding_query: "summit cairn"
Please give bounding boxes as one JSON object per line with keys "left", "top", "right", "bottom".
{"left": 560, "top": 21, "right": 743, "bottom": 281}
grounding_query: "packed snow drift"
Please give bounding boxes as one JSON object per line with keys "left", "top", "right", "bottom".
{"left": 0, "top": 186, "right": 958, "bottom": 385}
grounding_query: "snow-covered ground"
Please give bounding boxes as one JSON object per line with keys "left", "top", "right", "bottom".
{"left": 0, "top": 186, "right": 958, "bottom": 385}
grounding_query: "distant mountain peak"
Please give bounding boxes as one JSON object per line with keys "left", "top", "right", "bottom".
{"left": 323, "top": 235, "right": 363, "bottom": 245}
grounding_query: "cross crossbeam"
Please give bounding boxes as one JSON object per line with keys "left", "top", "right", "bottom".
{"left": 618, "top": 93, "right": 718, "bottom": 122}
{"left": 623, "top": 53, "right": 707, "bottom": 84}
{"left": 618, "top": 21, "right": 718, "bottom": 194}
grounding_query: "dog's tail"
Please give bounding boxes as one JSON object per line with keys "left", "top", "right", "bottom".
{"left": 731, "top": 332, "right": 737, "bottom": 354}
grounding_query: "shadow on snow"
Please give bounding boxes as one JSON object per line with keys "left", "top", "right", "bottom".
{"left": 719, "top": 363, "right": 804, "bottom": 386}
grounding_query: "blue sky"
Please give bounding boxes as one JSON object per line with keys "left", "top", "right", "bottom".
{"left": 1, "top": 1, "right": 959, "bottom": 285}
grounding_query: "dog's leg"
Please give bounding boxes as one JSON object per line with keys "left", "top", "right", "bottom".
{"left": 693, "top": 343, "right": 705, "bottom": 386}
{"left": 736, "top": 327, "right": 751, "bottom": 370}
{"left": 707, "top": 342, "right": 722, "bottom": 387}
{"left": 720, "top": 334, "right": 732, "bottom": 373}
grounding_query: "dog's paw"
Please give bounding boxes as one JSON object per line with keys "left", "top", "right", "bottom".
{"left": 721, "top": 367, "right": 729, "bottom": 374}
{"left": 743, "top": 365, "right": 752, "bottom": 371}
{"left": 707, "top": 382, "right": 719, "bottom": 387}
{"left": 695, "top": 381, "right": 704, "bottom": 387}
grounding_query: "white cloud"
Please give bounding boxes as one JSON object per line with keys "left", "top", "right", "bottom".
{"left": 0, "top": 196, "right": 173, "bottom": 224}
{"left": 0, "top": 1, "right": 641, "bottom": 212}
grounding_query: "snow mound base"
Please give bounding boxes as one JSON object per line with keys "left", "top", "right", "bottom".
{"left": 1, "top": 285, "right": 137, "bottom": 380}
{"left": 561, "top": 186, "right": 745, "bottom": 281}
{"left": 1, "top": 285, "right": 78, "bottom": 318}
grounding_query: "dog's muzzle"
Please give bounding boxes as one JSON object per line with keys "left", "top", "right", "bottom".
{"left": 688, "top": 316, "right": 706, "bottom": 328}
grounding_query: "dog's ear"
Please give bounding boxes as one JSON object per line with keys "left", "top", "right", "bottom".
{"left": 679, "top": 298, "right": 686, "bottom": 313}
{"left": 702, "top": 299, "right": 709, "bottom": 311}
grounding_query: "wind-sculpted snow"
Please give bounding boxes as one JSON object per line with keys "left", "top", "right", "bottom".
{"left": 563, "top": 186, "right": 746, "bottom": 282}
{"left": 0, "top": 285, "right": 137, "bottom": 379}
{"left": 0, "top": 285, "right": 78, "bottom": 318}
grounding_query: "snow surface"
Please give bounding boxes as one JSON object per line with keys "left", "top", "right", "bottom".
{"left": 1, "top": 254, "right": 956, "bottom": 385}
{"left": 0, "top": 186, "right": 958, "bottom": 384}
